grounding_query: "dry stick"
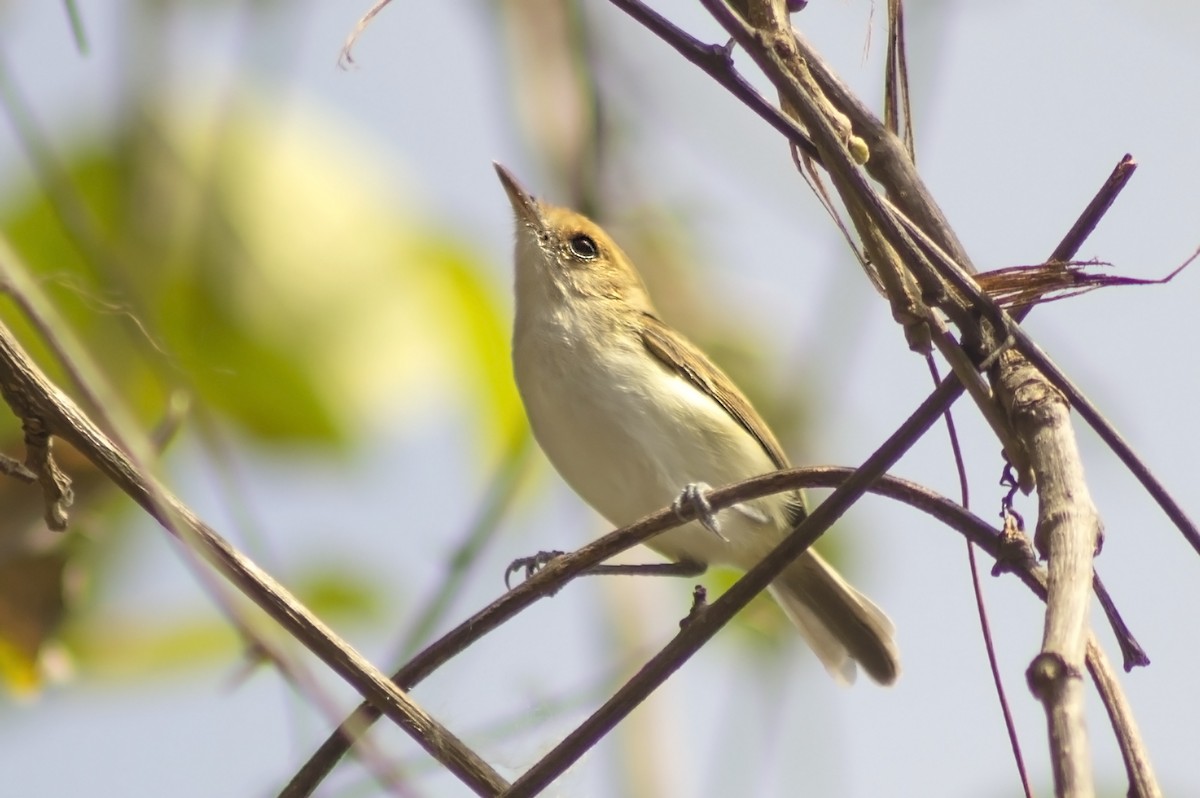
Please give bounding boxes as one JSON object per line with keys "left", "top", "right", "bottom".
{"left": 1005, "top": 352, "right": 1098, "bottom": 797}
{"left": 0, "top": 322, "right": 508, "bottom": 798}
{"left": 992, "top": 161, "right": 1158, "bottom": 798}
{"left": 881, "top": 187, "right": 1199, "bottom": 552}
{"left": 803, "top": 9, "right": 1110, "bottom": 787}
{"left": 840, "top": 88, "right": 1170, "bottom": 798}
{"left": 880, "top": 194, "right": 1177, "bottom": 797}
{"left": 873, "top": 199, "right": 1105, "bottom": 798}
{"left": 1085, "top": 639, "right": 1158, "bottom": 798}
{"left": 604, "top": 0, "right": 821, "bottom": 159}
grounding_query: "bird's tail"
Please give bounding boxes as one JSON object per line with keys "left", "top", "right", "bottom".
{"left": 768, "top": 550, "right": 900, "bottom": 686}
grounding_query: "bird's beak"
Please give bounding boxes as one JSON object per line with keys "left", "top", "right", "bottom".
{"left": 493, "top": 162, "right": 542, "bottom": 228}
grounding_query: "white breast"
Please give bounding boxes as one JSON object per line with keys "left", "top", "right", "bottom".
{"left": 513, "top": 299, "right": 786, "bottom": 570}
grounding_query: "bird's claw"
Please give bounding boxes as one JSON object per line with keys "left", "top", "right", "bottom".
{"left": 672, "top": 482, "right": 728, "bottom": 542}
{"left": 504, "top": 550, "right": 566, "bottom": 589}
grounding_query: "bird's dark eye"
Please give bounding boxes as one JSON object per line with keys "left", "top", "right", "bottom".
{"left": 568, "top": 234, "right": 599, "bottom": 260}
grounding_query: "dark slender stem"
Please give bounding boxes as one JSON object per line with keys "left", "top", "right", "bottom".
{"left": 605, "top": 0, "right": 818, "bottom": 160}
{"left": 1048, "top": 155, "right": 1137, "bottom": 263}
{"left": 1004, "top": 325, "right": 1200, "bottom": 556}
{"left": 929, "top": 356, "right": 1035, "bottom": 798}
{"left": 1092, "top": 573, "right": 1148, "bottom": 670}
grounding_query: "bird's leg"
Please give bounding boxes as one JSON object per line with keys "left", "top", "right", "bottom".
{"left": 504, "top": 551, "right": 706, "bottom": 589}
{"left": 585, "top": 559, "right": 707, "bottom": 578}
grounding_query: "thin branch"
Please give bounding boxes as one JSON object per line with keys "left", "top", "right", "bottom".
{"left": 698, "top": 8, "right": 1100, "bottom": 789}
{"left": 929, "top": 356, "right": 1034, "bottom": 798}
{"left": 883, "top": 203, "right": 1200, "bottom": 557}
{"left": 1048, "top": 154, "right": 1137, "bottom": 263}
{"left": 1007, "top": 347, "right": 1097, "bottom": 797}
{"left": 604, "top": 0, "right": 818, "bottom": 159}
{"left": 0, "top": 319, "right": 506, "bottom": 796}
{"left": 1085, "top": 639, "right": 1161, "bottom": 797}
{"left": 339, "top": 0, "right": 396, "bottom": 68}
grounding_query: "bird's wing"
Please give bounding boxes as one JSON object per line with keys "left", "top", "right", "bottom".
{"left": 639, "top": 312, "right": 790, "bottom": 471}
{"left": 640, "top": 313, "right": 809, "bottom": 526}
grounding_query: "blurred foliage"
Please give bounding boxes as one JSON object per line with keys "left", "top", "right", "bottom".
{"left": 65, "top": 562, "right": 386, "bottom": 680}
{"left": 0, "top": 88, "right": 518, "bottom": 693}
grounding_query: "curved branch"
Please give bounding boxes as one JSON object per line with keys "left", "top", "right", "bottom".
{"left": 281, "top": 452, "right": 1143, "bottom": 796}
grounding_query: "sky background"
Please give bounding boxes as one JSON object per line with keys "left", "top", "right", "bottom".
{"left": 1, "top": 1, "right": 1199, "bottom": 797}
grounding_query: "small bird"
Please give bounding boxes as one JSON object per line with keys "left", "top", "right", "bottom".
{"left": 496, "top": 163, "right": 899, "bottom": 685}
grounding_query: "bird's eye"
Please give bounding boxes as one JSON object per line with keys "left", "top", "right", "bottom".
{"left": 568, "top": 234, "right": 599, "bottom": 260}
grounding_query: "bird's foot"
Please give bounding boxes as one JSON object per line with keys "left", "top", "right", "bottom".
{"left": 672, "top": 482, "right": 728, "bottom": 542}
{"left": 504, "top": 549, "right": 566, "bottom": 589}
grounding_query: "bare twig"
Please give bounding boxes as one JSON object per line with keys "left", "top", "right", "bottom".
{"left": 1085, "top": 638, "right": 1161, "bottom": 798}
{"left": 928, "top": 357, "right": 1034, "bottom": 798}
{"left": 1049, "top": 154, "right": 1137, "bottom": 262}
{"left": 0, "top": 316, "right": 506, "bottom": 796}
{"left": 1006, "top": 346, "right": 1098, "bottom": 797}
{"left": 339, "top": 0, "right": 396, "bottom": 68}
{"left": 605, "top": 0, "right": 818, "bottom": 160}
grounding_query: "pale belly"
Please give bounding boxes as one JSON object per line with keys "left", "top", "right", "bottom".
{"left": 514, "top": 329, "right": 788, "bottom": 570}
